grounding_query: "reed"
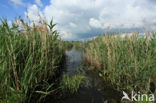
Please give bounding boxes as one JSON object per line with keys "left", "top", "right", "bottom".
{"left": 0, "top": 19, "right": 65, "bottom": 103}
{"left": 61, "top": 74, "right": 85, "bottom": 94}
{"left": 84, "top": 33, "right": 156, "bottom": 94}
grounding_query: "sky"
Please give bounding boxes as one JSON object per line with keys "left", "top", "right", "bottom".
{"left": 0, "top": 0, "right": 156, "bottom": 40}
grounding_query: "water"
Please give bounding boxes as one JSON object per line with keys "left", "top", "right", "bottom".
{"left": 64, "top": 46, "right": 83, "bottom": 76}
{"left": 61, "top": 46, "right": 121, "bottom": 103}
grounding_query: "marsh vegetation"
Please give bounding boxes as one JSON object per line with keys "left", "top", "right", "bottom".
{"left": 0, "top": 19, "right": 84, "bottom": 103}
{"left": 84, "top": 33, "right": 156, "bottom": 102}
{"left": 0, "top": 18, "right": 155, "bottom": 103}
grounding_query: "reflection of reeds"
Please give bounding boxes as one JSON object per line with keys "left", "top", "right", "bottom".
{"left": 0, "top": 18, "right": 64, "bottom": 103}
{"left": 85, "top": 33, "right": 156, "bottom": 93}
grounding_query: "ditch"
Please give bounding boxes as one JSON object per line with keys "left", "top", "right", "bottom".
{"left": 59, "top": 46, "right": 122, "bottom": 103}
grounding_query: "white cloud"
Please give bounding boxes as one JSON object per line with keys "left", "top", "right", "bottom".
{"left": 25, "top": 5, "right": 43, "bottom": 24}
{"left": 25, "top": 0, "right": 156, "bottom": 40}
{"left": 10, "top": 0, "right": 23, "bottom": 5}
{"left": 60, "top": 30, "right": 77, "bottom": 40}
{"left": 69, "top": 22, "right": 77, "bottom": 28}
{"left": 89, "top": 18, "right": 103, "bottom": 29}
{"left": 35, "top": 0, "right": 43, "bottom": 7}
{"left": 8, "top": 21, "right": 12, "bottom": 27}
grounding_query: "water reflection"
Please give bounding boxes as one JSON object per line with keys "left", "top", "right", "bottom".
{"left": 64, "top": 46, "right": 83, "bottom": 76}
{"left": 62, "top": 46, "right": 121, "bottom": 103}
{"left": 62, "top": 47, "right": 104, "bottom": 103}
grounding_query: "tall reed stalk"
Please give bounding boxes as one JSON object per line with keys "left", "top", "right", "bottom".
{"left": 0, "top": 19, "right": 65, "bottom": 103}
{"left": 85, "top": 33, "right": 156, "bottom": 93}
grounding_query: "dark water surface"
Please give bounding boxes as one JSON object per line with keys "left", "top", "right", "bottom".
{"left": 61, "top": 46, "right": 121, "bottom": 103}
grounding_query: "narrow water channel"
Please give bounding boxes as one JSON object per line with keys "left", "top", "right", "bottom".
{"left": 61, "top": 46, "right": 121, "bottom": 103}
{"left": 64, "top": 46, "right": 83, "bottom": 76}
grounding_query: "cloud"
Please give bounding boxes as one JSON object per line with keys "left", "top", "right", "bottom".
{"left": 69, "top": 22, "right": 77, "bottom": 28}
{"left": 35, "top": 0, "right": 43, "bottom": 7}
{"left": 8, "top": 21, "right": 12, "bottom": 27}
{"left": 60, "top": 30, "right": 78, "bottom": 40}
{"left": 25, "top": 0, "right": 156, "bottom": 40}
{"left": 89, "top": 18, "right": 103, "bottom": 29}
{"left": 10, "top": 0, "right": 23, "bottom": 5}
{"left": 25, "top": 5, "right": 43, "bottom": 24}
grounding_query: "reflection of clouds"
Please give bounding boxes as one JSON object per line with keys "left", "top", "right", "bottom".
{"left": 65, "top": 47, "right": 83, "bottom": 75}
{"left": 66, "top": 47, "right": 83, "bottom": 63}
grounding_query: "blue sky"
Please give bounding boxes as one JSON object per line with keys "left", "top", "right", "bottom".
{"left": 0, "top": 0, "right": 156, "bottom": 40}
{"left": 0, "top": 0, "right": 49, "bottom": 20}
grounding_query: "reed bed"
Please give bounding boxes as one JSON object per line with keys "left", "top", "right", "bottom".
{"left": 61, "top": 41, "right": 73, "bottom": 51}
{"left": 61, "top": 41, "right": 83, "bottom": 51}
{"left": 0, "top": 19, "right": 65, "bottom": 103}
{"left": 85, "top": 33, "right": 156, "bottom": 94}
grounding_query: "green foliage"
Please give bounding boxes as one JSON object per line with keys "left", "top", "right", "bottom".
{"left": 61, "top": 74, "right": 84, "bottom": 94}
{"left": 73, "top": 41, "right": 83, "bottom": 51}
{"left": 61, "top": 41, "right": 84, "bottom": 51}
{"left": 61, "top": 41, "right": 74, "bottom": 50}
{"left": 0, "top": 19, "right": 65, "bottom": 103}
{"left": 85, "top": 33, "right": 156, "bottom": 93}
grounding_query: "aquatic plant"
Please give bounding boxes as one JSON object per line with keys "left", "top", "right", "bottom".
{"left": 85, "top": 33, "right": 156, "bottom": 94}
{"left": 61, "top": 74, "right": 85, "bottom": 94}
{"left": 0, "top": 18, "right": 65, "bottom": 103}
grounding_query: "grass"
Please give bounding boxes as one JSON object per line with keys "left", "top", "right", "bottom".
{"left": 61, "top": 41, "right": 74, "bottom": 51}
{"left": 61, "top": 41, "right": 83, "bottom": 51}
{"left": 84, "top": 33, "right": 156, "bottom": 94}
{"left": 61, "top": 74, "right": 85, "bottom": 94}
{"left": 0, "top": 18, "right": 86, "bottom": 103}
{"left": 73, "top": 41, "right": 83, "bottom": 50}
{"left": 0, "top": 19, "right": 65, "bottom": 103}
